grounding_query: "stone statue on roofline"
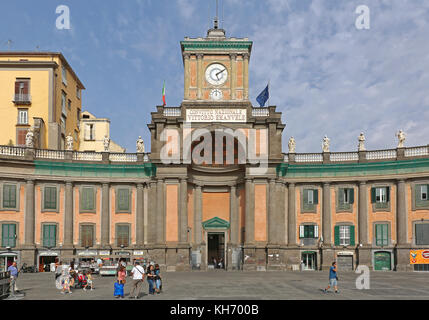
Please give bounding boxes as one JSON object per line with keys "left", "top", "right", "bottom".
{"left": 288, "top": 137, "right": 296, "bottom": 153}
{"left": 25, "top": 127, "right": 34, "bottom": 148}
{"left": 358, "top": 132, "right": 366, "bottom": 151}
{"left": 397, "top": 130, "right": 406, "bottom": 148}
{"left": 136, "top": 136, "right": 145, "bottom": 153}
{"left": 103, "top": 135, "right": 110, "bottom": 152}
{"left": 66, "top": 133, "right": 74, "bottom": 151}
{"left": 322, "top": 135, "right": 330, "bottom": 153}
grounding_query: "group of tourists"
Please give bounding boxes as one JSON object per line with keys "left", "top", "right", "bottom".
{"left": 114, "top": 260, "right": 162, "bottom": 299}
{"left": 55, "top": 260, "right": 95, "bottom": 294}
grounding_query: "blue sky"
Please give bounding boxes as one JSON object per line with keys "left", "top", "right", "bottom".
{"left": 1, "top": 0, "right": 429, "bottom": 153}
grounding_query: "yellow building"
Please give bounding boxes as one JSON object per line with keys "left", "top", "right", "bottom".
{"left": 78, "top": 111, "right": 126, "bottom": 153}
{"left": 0, "top": 52, "right": 85, "bottom": 150}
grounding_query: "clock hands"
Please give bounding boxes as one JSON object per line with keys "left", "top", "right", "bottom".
{"left": 215, "top": 68, "right": 226, "bottom": 80}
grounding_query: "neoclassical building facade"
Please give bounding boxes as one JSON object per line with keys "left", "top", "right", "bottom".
{"left": 1, "top": 24, "right": 429, "bottom": 273}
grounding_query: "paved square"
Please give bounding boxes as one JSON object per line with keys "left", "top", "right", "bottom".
{"left": 5, "top": 271, "right": 429, "bottom": 300}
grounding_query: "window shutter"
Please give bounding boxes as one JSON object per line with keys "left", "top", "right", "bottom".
{"left": 350, "top": 225, "right": 355, "bottom": 245}
{"left": 314, "top": 225, "right": 319, "bottom": 238}
{"left": 314, "top": 189, "right": 318, "bottom": 204}
{"left": 303, "top": 189, "right": 308, "bottom": 205}
{"left": 2, "top": 224, "right": 7, "bottom": 247}
{"left": 371, "top": 187, "right": 376, "bottom": 203}
{"left": 384, "top": 224, "right": 389, "bottom": 246}
{"left": 299, "top": 225, "right": 304, "bottom": 238}
{"left": 23, "top": 81, "right": 29, "bottom": 94}
{"left": 334, "top": 226, "right": 340, "bottom": 246}
{"left": 386, "top": 187, "right": 390, "bottom": 202}
{"left": 15, "top": 81, "right": 20, "bottom": 94}
{"left": 338, "top": 188, "right": 344, "bottom": 205}
{"left": 349, "top": 188, "right": 354, "bottom": 204}
{"left": 84, "top": 124, "right": 90, "bottom": 140}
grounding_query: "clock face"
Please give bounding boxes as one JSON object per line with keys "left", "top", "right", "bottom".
{"left": 210, "top": 89, "right": 223, "bottom": 101}
{"left": 205, "top": 63, "right": 228, "bottom": 86}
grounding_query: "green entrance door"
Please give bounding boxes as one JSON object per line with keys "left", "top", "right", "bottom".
{"left": 374, "top": 252, "right": 391, "bottom": 271}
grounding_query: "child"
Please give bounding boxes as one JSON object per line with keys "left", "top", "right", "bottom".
{"left": 61, "top": 276, "right": 72, "bottom": 294}
{"left": 85, "top": 271, "right": 94, "bottom": 290}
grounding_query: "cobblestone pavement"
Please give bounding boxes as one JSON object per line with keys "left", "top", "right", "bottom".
{"left": 4, "top": 270, "right": 429, "bottom": 300}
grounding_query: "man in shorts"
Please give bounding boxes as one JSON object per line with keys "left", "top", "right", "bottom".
{"left": 323, "top": 261, "right": 339, "bottom": 293}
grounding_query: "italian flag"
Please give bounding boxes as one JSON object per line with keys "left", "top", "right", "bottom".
{"left": 162, "top": 81, "right": 166, "bottom": 106}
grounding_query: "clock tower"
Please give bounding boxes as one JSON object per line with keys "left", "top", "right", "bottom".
{"left": 181, "top": 18, "right": 252, "bottom": 102}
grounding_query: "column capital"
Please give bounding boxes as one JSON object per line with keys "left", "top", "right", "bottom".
{"left": 359, "top": 180, "right": 367, "bottom": 186}
{"left": 397, "top": 178, "right": 406, "bottom": 184}
{"left": 242, "top": 53, "right": 250, "bottom": 60}
{"left": 65, "top": 180, "right": 73, "bottom": 187}
{"left": 102, "top": 182, "right": 109, "bottom": 187}
{"left": 323, "top": 182, "right": 330, "bottom": 187}
{"left": 269, "top": 178, "right": 276, "bottom": 184}
{"left": 229, "top": 53, "right": 237, "bottom": 59}
{"left": 26, "top": 178, "right": 35, "bottom": 184}
{"left": 196, "top": 53, "right": 204, "bottom": 59}
{"left": 180, "top": 177, "right": 187, "bottom": 183}
{"left": 230, "top": 184, "right": 236, "bottom": 190}
{"left": 183, "top": 52, "right": 191, "bottom": 59}
{"left": 244, "top": 177, "right": 253, "bottom": 183}
{"left": 288, "top": 182, "right": 295, "bottom": 187}
{"left": 136, "top": 183, "right": 144, "bottom": 189}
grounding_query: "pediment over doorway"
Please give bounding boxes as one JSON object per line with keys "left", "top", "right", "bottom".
{"left": 202, "top": 216, "right": 230, "bottom": 230}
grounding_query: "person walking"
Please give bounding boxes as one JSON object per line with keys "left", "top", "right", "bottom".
{"left": 147, "top": 264, "right": 156, "bottom": 295}
{"left": 323, "top": 261, "right": 339, "bottom": 294}
{"left": 116, "top": 266, "right": 126, "bottom": 298}
{"left": 129, "top": 261, "right": 145, "bottom": 299}
{"left": 7, "top": 261, "right": 19, "bottom": 296}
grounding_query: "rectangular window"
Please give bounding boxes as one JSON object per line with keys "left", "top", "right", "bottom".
{"left": 14, "top": 79, "right": 30, "bottom": 103}
{"left": 116, "top": 225, "right": 130, "bottom": 247}
{"left": 299, "top": 225, "right": 318, "bottom": 238}
{"left": 16, "top": 128, "right": 27, "bottom": 146}
{"left": 117, "top": 188, "right": 130, "bottom": 212}
{"left": 76, "top": 86, "right": 81, "bottom": 99}
{"left": 44, "top": 186, "right": 57, "bottom": 210}
{"left": 17, "top": 109, "right": 28, "bottom": 125}
{"left": 1, "top": 224, "right": 16, "bottom": 247}
{"left": 43, "top": 224, "right": 57, "bottom": 248}
{"left": 371, "top": 187, "right": 390, "bottom": 209}
{"left": 80, "top": 187, "right": 95, "bottom": 212}
{"left": 61, "top": 92, "right": 67, "bottom": 117}
{"left": 67, "top": 99, "right": 71, "bottom": 110}
{"left": 375, "top": 224, "right": 389, "bottom": 246}
{"left": 303, "top": 189, "right": 318, "bottom": 211}
{"left": 2, "top": 184, "right": 17, "bottom": 209}
{"left": 81, "top": 225, "right": 94, "bottom": 247}
{"left": 84, "top": 124, "right": 95, "bottom": 141}
{"left": 338, "top": 188, "right": 354, "bottom": 210}
{"left": 62, "top": 66, "right": 67, "bottom": 85}
{"left": 415, "top": 224, "right": 429, "bottom": 245}
{"left": 339, "top": 226, "right": 350, "bottom": 246}
{"left": 421, "top": 185, "right": 428, "bottom": 201}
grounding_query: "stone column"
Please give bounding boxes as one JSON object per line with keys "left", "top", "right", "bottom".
{"left": 396, "top": 179, "right": 407, "bottom": 245}
{"left": 156, "top": 179, "right": 164, "bottom": 244}
{"left": 147, "top": 181, "right": 157, "bottom": 244}
{"left": 396, "top": 179, "right": 411, "bottom": 271}
{"left": 287, "top": 183, "right": 296, "bottom": 245}
{"left": 322, "top": 183, "right": 331, "bottom": 245}
{"left": 101, "top": 183, "right": 110, "bottom": 247}
{"left": 276, "top": 181, "right": 286, "bottom": 245}
{"left": 196, "top": 53, "right": 203, "bottom": 100}
{"left": 183, "top": 53, "right": 191, "bottom": 100}
{"left": 268, "top": 179, "right": 277, "bottom": 244}
{"left": 244, "top": 178, "right": 254, "bottom": 244}
{"left": 357, "top": 181, "right": 372, "bottom": 268}
{"left": 230, "top": 185, "right": 238, "bottom": 245}
{"left": 230, "top": 53, "right": 237, "bottom": 100}
{"left": 24, "top": 179, "right": 35, "bottom": 246}
{"left": 358, "top": 181, "right": 368, "bottom": 245}
{"left": 64, "top": 181, "right": 74, "bottom": 247}
{"left": 179, "top": 178, "right": 188, "bottom": 243}
{"left": 243, "top": 53, "right": 249, "bottom": 99}
{"left": 136, "top": 183, "right": 144, "bottom": 247}
{"left": 194, "top": 184, "right": 202, "bottom": 245}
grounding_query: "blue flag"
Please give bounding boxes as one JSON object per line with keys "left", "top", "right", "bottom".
{"left": 256, "top": 84, "right": 269, "bottom": 107}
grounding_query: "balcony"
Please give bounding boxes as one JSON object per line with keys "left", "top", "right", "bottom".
{"left": 13, "top": 94, "right": 32, "bottom": 105}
